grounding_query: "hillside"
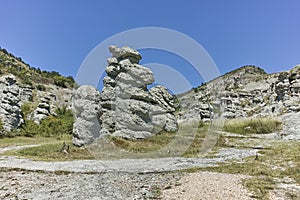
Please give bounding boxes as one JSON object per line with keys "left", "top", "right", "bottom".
{"left": 178, "top": 64, "right": 300, "bottom": 127}
{"left": 0, "top": 47, "right": 75, "bottom": 88}
{"left": 0, "top": 47, "right": 74, "bottom": 135}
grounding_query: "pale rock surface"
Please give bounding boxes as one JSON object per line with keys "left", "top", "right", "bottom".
{"left": 99, "top": 46, "right": 178, "bottom": 140}
{"left": 178, "top": 65, "right": 300, "bottom": 126}
{"left": 72, "top": 46, "right": 178, "bottom": 145}
{"left": 28, "top": 96, "right": 52, "bottom": 124}
{"left": 0, "top": 75, "right": 23, "bottom": 131}
{"left": 72, "top": 85, "right": 102, "bottom": 146}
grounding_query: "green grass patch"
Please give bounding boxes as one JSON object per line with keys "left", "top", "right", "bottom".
{"left": 223, "top": 117, "right": 282, "bottom": 135}
{"left": 0, "top": 135, "right": 71, "bottom": 148}
{"left": 4, "top": 141, "right": 94, "bottom": 161}
{"left": 0, "top": 134, "right": 94, "bottom": 161}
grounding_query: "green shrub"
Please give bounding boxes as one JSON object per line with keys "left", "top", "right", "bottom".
{"left": 53, "top": 76, "right": 75, "bottom": 88}
{"left": 36, "top": 84, "right": 46, "bottom": 91}
{"left": 21, "top": 103, "right": 34, "bottom": 118}
{"left": 53, "top": 75, "right": 66, "bottom": 87}
{"left": 20, "top": 106, "right": 74, "bottom": 138}
{"left": 223, "top": 117, "right": 282, "bottom": 134}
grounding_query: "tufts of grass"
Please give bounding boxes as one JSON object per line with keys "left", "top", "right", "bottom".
{"left": 223, "top": 117, "right": 282, "bottom": 135}
{"left": 109, "top": 121, "right": 210, "bottom": 157}
{"left": 4, "top": 141, "right": 94, "bottom": 161}
{"left": 110, "top": 131, "right": 177, "bottom": 153}
{"left": 182, "top": 122, "right": 210, "bottom": 157}
{"left": 0, "top": 135, "right": 71, "bottom": 148}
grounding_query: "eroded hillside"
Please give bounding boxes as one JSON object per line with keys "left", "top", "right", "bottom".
{"left": 0, "top": 47, "right": 74, "bottom": 134}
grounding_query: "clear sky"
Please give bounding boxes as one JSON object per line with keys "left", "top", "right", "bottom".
{"left": 1, "top": 0, "right": 300, "bottom": 92}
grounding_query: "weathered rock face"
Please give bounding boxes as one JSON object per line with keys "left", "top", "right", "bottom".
{"left": 72, "top": 85, "right": 101, "bottom": 146}
{"left": 100, "top": 46, "right": 178, "bottom": 139}
{"left": 0, "top": 75, "right": 23, "bottom": 131}
{"left": 19, "top": 85, "right": 34, "bottom": 102}
{"left": 178, "top": 64, "right": 300, "bottom": 123}
{"left": 28, "top": 95, "right": 53, "bottom": 124}
{"left": 72, "top": 46, "right": 178, "bottom": 145}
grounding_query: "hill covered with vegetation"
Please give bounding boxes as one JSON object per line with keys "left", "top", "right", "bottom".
{"left": 0, "top": 47, "right": 75, "bottom": 88}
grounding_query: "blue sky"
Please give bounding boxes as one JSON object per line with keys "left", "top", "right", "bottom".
{"left": 1, "top": 0, "right": 300, "bottom": 92}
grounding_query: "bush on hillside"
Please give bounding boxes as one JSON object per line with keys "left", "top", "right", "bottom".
{"left": 36, "top": 84, "right": 46, "bottom": 91}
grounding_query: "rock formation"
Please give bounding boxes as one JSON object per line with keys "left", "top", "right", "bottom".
{"left": 28, "top": 95, "right": 53, "bottom": 124}
{"left": 19, "top": 85, "right": 34, "bottom": 102}
{"left": 100, "top": 46, "right": 178, "bottom": 139}
{"left": 0, "top": 75, "right": 23, "bottom": 131}
{"left": 72, "top": 46, "right": 178, "bottom": 146}
{"left": 72, "top": 85, "right": 101, "bottom": 146}
{"left": 178, "top": 65, "right": 300, "bottom": 123}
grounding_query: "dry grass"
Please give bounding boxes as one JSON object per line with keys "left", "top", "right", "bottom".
{"left": 3, "top": 141, "right": 94, "bottom": 161}
{"left": 109, "top": 121, "right": 210, "bottom": 157}
{"left": 0, "top": 135, "right": 71, "bottom": 148}
{"left": 223, "top": 117, "right": 282, "bottom": 135}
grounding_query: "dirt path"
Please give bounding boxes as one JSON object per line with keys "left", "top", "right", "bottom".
{"left": 0, "top": 148, "right": 257, "bottom": 173}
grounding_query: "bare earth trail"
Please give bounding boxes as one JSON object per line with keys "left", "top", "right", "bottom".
{"left": 0, "top": 148, "right": 257, "bottom": 174}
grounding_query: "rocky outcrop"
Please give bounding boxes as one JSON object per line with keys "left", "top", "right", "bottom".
{"left": 178, "top": 64, "right": 300, "bottom": 123}
{"left": 99, "top": 46, "right": 178, "bottom": 139}
{"left": 72, "top": 85, "right": 101, "bottom": 146}
{"left": 0, "top": 75, "right": 23, "bottom": 131}
{"left": 19, "top": 85, "right": 34, "bottom": 102}
{"left": 72, "top": 46, "right": 178, "bottom": 145}
{"left": 28, "top": 95, "right": 55, "bottom": 124}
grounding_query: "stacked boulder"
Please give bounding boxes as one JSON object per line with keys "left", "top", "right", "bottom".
{"left": 72, "top": 46, "right": 178, "bottom": 146}
{"left": 0, "top": 75, "right": 23, "bottom": 131}
{"left": 100, "top": 46, "right": 178, "bottom": 139}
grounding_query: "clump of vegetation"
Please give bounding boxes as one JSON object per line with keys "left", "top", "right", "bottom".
{"left": 193, "top": 82, "right": 207, "bottom": 93}
{"left": 36, "top": 84, "right": 46, "bottom": 91}
{"left": 20, "top": 106, "right": 74, "bottom": 138}
{"left": 0, "top": 47, "right": 75, "bottom": 88}
{"left": 223, "top": 117, "right": 282, "bottom": 134}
